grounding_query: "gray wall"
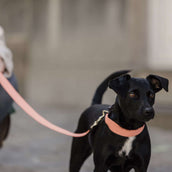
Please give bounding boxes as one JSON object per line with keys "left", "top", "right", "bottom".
{"left": 0, "top": 0, "right": 170, "bottom": 107}
{"left": 26, "top": 0, "right": 148, "bottom": 107}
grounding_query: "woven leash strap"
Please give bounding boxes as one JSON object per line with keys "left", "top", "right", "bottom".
{"left": 0, "top": 73, "right": 90, "bottom": 137}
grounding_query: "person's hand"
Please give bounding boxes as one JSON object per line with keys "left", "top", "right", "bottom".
{"left": 0, "top": 57, "right": 5, "bottom": 73}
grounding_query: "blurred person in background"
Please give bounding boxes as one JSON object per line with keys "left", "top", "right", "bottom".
{"left": 0, "top": 26, "right": 17, "bottom": 148}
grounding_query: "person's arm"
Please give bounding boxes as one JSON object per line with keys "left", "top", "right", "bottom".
{"left": 0, "top": 26, "right": 13, "bottom": 78}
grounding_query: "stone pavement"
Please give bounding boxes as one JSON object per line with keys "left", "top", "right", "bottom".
{"left": 0, "top": 105, "right": 171, "bottom": 172}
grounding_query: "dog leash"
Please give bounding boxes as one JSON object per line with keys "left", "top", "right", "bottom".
{"left": 0, "top": 73, "right": 90, "bottom": 137}
{"left": 0, "top": 73, "right": 145, "bottom": 138}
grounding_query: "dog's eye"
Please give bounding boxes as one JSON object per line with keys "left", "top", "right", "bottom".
{"left": 149, "top": 93, "right": 155, "bottom": 99}
{"left": 129, "top": 92, "right": 138, "bottom": 98}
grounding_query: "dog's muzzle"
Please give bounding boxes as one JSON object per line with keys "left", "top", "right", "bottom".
{"left": 143, "top": 107, "right": 154, "bottom": 121}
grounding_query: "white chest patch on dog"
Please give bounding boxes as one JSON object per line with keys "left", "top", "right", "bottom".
{"left": 119, "top": 136, "right": 135, "bottom": 157}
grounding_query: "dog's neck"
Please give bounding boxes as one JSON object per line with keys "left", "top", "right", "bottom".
{"left": 108, "top": 99, "right": 145, "bottom": 130}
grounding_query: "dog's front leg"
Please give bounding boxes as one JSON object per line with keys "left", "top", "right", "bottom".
{"left": 134, "top": 166, "right": 147, "bottom": 172}
{"left": 93, "top": 158, "right": 108, "bottom": 172}
{"left": 94, "top": 166, "right": 108, "bottom": 172}
{"left": 93, "top": 151, "right": 109, "bottom": 172}
{"left": 128, "top": 157, "right": 148, "bottom": 172}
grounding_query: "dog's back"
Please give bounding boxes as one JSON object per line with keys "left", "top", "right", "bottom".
{"left": 78, "top": 70, "right": 131, "bottom": 131}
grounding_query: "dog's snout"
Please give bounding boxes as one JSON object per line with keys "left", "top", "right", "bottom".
{"left": 144, "top": 107, "right": 154, "bottom": 117}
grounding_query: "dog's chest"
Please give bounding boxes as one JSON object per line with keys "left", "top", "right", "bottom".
{"left": 118, "top": 136, "right": 135, "bottom": 157}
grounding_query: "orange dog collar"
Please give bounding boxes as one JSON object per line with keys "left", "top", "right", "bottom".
{"left": 105, "top": 113, "right": 145, "bottom": 137}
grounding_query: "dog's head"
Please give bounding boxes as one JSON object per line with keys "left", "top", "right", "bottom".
{"left": 108, "top": 73, "right": 169, "bottom": 122}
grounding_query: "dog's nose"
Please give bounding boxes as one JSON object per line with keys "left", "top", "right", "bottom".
{"left": 144, "top": 107, "right": 154, "bottom": 117}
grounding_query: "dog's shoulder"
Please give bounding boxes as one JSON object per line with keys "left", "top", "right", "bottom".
{"left": 79, "top": 104, "right": 110, "bottom": 128}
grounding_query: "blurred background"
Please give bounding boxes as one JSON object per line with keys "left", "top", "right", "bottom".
{"left": 0, "top": 0, "right": 171, "bottom": 172}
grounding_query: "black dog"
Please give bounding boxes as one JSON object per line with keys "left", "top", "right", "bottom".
{"left": 70, "top": 70, "right": 169, "bottom": 172}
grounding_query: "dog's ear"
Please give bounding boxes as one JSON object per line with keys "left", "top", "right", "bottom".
{"left": 146, "top": 75, "right": 169, "bottom": 93}
{"left": 108, "top": 74, "right": 131, "bottom": 97}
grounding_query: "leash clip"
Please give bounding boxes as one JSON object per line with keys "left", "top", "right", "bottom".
{"left": 90, "top": 110, "right": 109, "bottom": 129}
